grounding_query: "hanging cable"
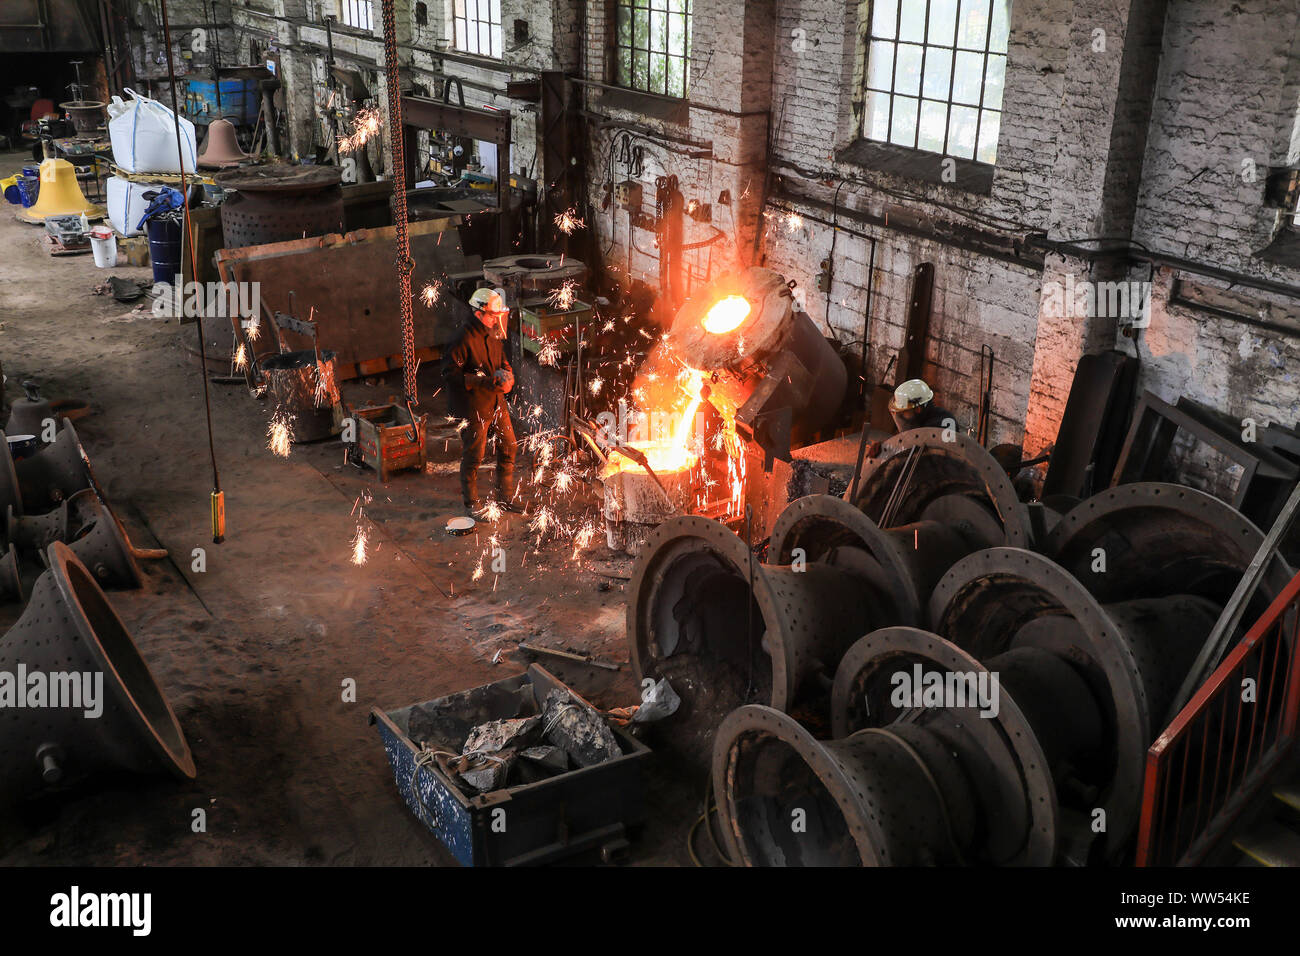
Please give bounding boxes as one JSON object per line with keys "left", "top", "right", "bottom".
{"left": 160, "top": 0, "right": 225, "bottom": 543}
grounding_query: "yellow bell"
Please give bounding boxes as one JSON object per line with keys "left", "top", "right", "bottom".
{"left": 17, "top": 158, "right": 105, "bottom": 224}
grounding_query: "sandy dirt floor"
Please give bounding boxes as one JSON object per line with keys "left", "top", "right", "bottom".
{"left": 0, "top": 150, "right": 709, "bottom": 866}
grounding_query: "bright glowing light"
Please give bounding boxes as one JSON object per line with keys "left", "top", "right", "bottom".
{"left": 351, "top": 524, "right": 369, "bottom": 565}
{"left": 538, "top": 342, "right": 561, "bottom": 367}
{"left": 234, "top": 343, "right": 248, "bottom": 371}
{"left": 420, "top": 282, "right": 440, "bottom": 307}
{"left": 339, "top": 106, "right": 382, "bottom": 154}
{"left": 702, "top": 295, "right": 750, "bottom": 334}
{"left": 554, "top": 208, "right": 585, "bottom": 234}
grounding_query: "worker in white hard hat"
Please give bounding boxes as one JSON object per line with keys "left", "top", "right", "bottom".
{"left": 888, "top": 378, "right": 954, "bottom": 432}
{"left": 442, "top": 287, "right": 521, "bottom": 517}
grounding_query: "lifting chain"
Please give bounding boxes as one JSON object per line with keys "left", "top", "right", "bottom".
{"left": 381, "top": 0, "right": 417, "bottom": 406}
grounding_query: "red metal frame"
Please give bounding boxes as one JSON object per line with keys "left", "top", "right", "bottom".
{"left": 1135, "top": 568, "right": 1300, "bottom": 866}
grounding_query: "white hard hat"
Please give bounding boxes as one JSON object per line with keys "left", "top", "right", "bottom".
{"left": 891, "top": 378, "right": 934, "bottom": 410}
{"left": 469, "top": 287, "right": 507, "bottom": 312}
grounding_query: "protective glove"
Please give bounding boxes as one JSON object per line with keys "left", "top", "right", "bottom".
{"left": 493, "top": 368, "right": 514, "bottom": 394}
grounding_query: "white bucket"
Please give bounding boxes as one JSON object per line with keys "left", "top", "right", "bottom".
{"left": 90, "top": 229, "right": 117, "bottom": 268}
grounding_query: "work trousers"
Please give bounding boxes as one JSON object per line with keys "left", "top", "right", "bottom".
{"left": 460, "top": 401, "right": 517, "bottom": 504}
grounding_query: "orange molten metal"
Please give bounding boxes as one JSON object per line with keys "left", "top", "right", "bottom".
{"left": 701, "top": 295, "right": 751, "bottom": 334}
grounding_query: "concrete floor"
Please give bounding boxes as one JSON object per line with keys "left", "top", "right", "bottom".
{"left": 0, "top": 151, "right": 706, "bottom": 866}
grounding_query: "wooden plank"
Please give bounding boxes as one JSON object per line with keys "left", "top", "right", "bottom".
{"left": 182, "top": 205, "right": 223, "bottom": 287}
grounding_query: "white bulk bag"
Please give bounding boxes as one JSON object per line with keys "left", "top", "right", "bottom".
{"left": 108, "top": 88, "right": 198, "bottom": 174}
{"left": 106, "top": 175, "right": 167, "bottom": 237}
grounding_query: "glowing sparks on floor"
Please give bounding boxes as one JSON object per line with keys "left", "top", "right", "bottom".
{"left": 529, "top": 505, "right": 555, "bottom": 536}
{"left": 234, "top": 343, "right": 248, "bottom": 371}
{"left": 267, "top": 413, "right": 293, "bottom": 457}
{"left": 351, "top": 524, "right": 369, "bottom": 565}
{"left": 538, "top": 342, "right": 561, "bottom": 367}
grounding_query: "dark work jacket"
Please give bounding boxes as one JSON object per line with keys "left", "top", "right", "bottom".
{"left": 442, "top": 320, "right": 513, "bottom": 419}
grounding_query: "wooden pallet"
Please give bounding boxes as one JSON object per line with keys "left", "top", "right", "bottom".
{"left": 108, "top": 165, "right": 217, "bottom": 186}
{"left": 44, "top": 234, "right": 91, "bottom": 256}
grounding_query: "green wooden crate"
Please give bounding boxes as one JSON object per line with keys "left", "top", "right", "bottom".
{"left": 520, "top": 299, "right": 593, "bottom": 355}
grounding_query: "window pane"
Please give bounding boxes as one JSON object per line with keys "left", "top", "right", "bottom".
{"left": 490, "top": 0, "right": 501, "bottom": 23}
{"left": 634, "top": 7, "right": 648, "bottom": 48}
{"left": 650, "top": 52, "right": 666, "bottom": 93}
{"left": 618, "top": 50, "right": 632, "bottom": 86}
{"left": 454, "top": 0, "right": 465, "bottom": 17}
{"left": 894, "top": 43, "right": 922, "bottom": 96}
{"left": 478, "top": 21, "right": 490, "bottom": 53}
{"left": 918, "top": 100, "right": 948, "bottom": 152}
{"left": 928, "top": 0, "right": 958, "bottom": 46}
{"left": 983, "top": 53, "right": 1006, "bottom": 109}
{"left": 635, "top": 50, "right": 649, "bottom": 89}
{"left": 866, "top": 40, "right": 894, "bottom": 90}
{"left": 864, "top": 89, "right": 891, "bottom": 141}
{"left": 890, "top": 95, "right": 919, "bottom": 146}
{"left": 455, "top": 20, "right": 466, "bottom": 49}
{"left": 952, "top": 50, "right": 984, "bottom": 105}
{"left": 871, "top": 0, "right": 898, "bottom": 39}
{"left": 617, "top": 5, "right": 631, "bottom": 47}
{"left": 947, "top": 104, "right": 978, "bottom": 157}
{"left": 989, "top": 0, "right": 1010, "bottom": 53}
{"left": 899, "top": 1, "right": 925, "bottom": 42}
{"left": 668, "top": 12, "right": 685, "bottom": 55}
{"left": 668, "top": 58, "right": 685, "bottom": 98}
{"left": 976, "top": 109, "right": 1000, "bottom": 163}
{"left": 958, "top": 0, "right": 991, "bottom": 49}
{"left": 651, "top": 10, "right": 666, "bottom": 52}
{"left": 922, "top": 47, "right": 952, "bottom": 99}
{"left": 491, "top": 24, "right": 501, "bottom": 56}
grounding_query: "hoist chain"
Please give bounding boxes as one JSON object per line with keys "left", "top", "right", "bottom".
{"left": 380, "top": 0, "right": 417, "bottom": 404}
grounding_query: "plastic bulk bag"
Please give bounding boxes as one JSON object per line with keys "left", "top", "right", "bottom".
{"left": 108, "top": 88, "right": 197, "bottom": 174}
{"left": 106, "top": 176, "right": 168, "bottom": 237}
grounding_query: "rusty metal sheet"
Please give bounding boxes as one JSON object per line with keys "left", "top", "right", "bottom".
{"left": 214, "top": 219, "right": 480, "bottom": 376}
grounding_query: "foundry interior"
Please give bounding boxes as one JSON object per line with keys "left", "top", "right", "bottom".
{"left": 1, "top": 0, "right": 1299, "bottom": 869}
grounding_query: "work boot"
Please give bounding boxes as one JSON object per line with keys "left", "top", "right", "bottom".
{"left": 499, "top": 497, "right": 526, "bottom": 514}
{"left": 464, "top": 499, "right": 485, "bottom": 518}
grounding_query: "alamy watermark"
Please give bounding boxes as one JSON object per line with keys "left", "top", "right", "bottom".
{"left": 890, "top": 664, "right": 1000, "bottom": 718}
{"left": 1041, "top": 273, "right": 1151, "bottom": 326}
{"left": 0, "top": 665, "right": 103, "bottom": 718}
{"left": 151, "top": 278, "right": 262, "bottom": 321}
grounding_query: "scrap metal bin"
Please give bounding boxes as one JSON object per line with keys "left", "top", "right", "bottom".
{"left": 371, "top": 664, "right": 650, "bottom": 866}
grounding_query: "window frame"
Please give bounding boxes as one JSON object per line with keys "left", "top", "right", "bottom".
{"left": 847, "top": 0, "right": 1010, "bottom": 191}
{"left": 452, "top": 0, "right": 504, "bottom": 60}
{"left": 338, "top": 0, "right": 374, "bottom": 32}
{"left": 611, "top": 0, "right": 693, "bottom": 101}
